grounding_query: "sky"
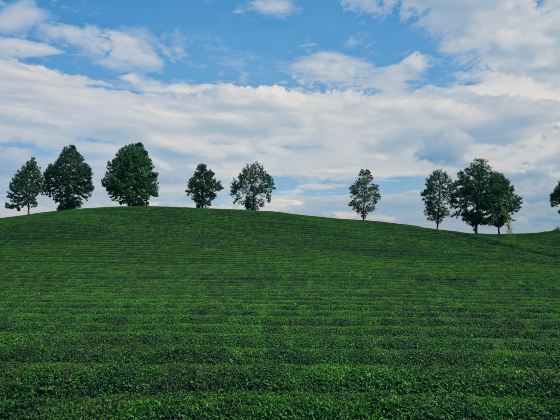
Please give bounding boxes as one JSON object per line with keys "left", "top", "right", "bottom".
{"left": 0, "top": 0, "right": 559, "bottom": 233}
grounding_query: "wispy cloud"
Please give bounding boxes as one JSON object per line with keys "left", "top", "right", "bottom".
{"left": 291, "top": 51, "right": 429, "bottom": 92}
{"left": 341, "top": 0, "right": 560, "bottom": 90}
{"left": 234, "top": 0, "right": 299, "bottom": 18}
{"left": 2, "top": 57, "right": 559, "bottom": 228}
{"left": 340, "top": 0, "right": 399, "bottom": 16}
{"left": 40, "top": 23, "right": 186, "bottom": 73}
{"left": 0, "top": 36, "right": 62, "bottom": 57}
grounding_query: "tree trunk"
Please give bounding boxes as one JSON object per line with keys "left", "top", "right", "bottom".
{"left": 27, "top": 205, "right": 30, "bottom": 215}
{"left": 474, "top": 225, "right": 478, "bottom": 234}
{"left": 436, "top": 222, "right": 439, "bottom": 230}
{"left": 498, "top": 226, "right": 501, "bottom": 235}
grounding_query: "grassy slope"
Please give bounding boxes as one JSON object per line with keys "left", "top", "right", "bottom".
{"left": 0, "top": 207, "right": 559, "bottom": 418}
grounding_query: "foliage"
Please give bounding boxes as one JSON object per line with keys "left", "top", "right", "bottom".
{"left": 0, "top": 207, "right": 559, "bottom": 418}
{"left": 186, "top": 164, "right": 223, "bottom": 208}
{"left": 551, "top": 181, "right": 560, "bottom": 214}
{"left": 450, "top": 158, "right": 494, "bottom": 234}
{"left": 348, "top": 169, "right": 381, "bottom": 220}
{"left": 43, "top": 145, "right": 94, "bottom": 210}
{"left": 420, "top": 169, "right": 453, "bottom": 230}
{"left": 230, "top": 162, "right": 275, "bottom": 210}
{"left": 4, "top": 157, "right": 43, "bottom": 215}
{"left": 102, "top": 142, "right": 159, "bottom": 206}
{"left": 487, "top": 172, "right": 522, "bottom": 234}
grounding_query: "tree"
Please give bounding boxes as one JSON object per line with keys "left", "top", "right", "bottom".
{"left": 186, "top": 163, "right": 223, "bottom": 208}
{"left": 551, "top": 181, "right": 560, "bottom": 214}
{"left": 5, "top": 157, "right": 43, "bottom": 215}
{"left": 102, "top": 142, "right": 159, "bottom": 206}
{"left": 421, "top": 169, "right": 453, "bottom": 230}
{"left": 230, "top": 162, "right": 275, "bottom": 210}
{"left": 487, "top": 171, "right": 522, "bottom": 235}
{"left": 348, "top": 169, "right": 381, "bottom": 221}
{"left": 43, "top": 145, "right": 94, "bottom": 210}
{"left": 450, "top": 158, "right": 494, "bottom": 234}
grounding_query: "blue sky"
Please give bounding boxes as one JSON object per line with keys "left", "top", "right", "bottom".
{"left": 1, "top": 0, "right": 560, "bottom": 232}
{"left": 24, "top": 0, "right": 444, "bottom": 85}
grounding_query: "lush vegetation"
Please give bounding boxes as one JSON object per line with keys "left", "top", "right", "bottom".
{"left": 5, "top": 144, "right": 559, "bottom": 234}
{"left": 420, "top": 159, "right": 523, "bottom": 234}
{"left": 1, "top": 207, "right": 559, "bottom": 418}
{"left": 348, "top": 169, "right": 381, "bottom": 221}
{"left": 230, "top": 162, "right": 275, "bottom": 211}
{"left": 102, "top": 142, "right": 159, "bottom": 207}
{"left": 186, "top": 164, "right": 223, "bottom": 209}
{"left": 42, "top": 145, "right": 94, "bottom": 211}
{"left": 4, "top": 157, "right": 43, "bottom": 215}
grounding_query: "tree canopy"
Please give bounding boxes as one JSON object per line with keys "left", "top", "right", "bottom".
{"left": 348, "top": 169, "right": 381, "bottom": 221}
{"left": 551, "top": 181, "right": 560, "bottom": 214}
{"left": 230, "top": 162, "right": 275, "bottom": 211}
{"left": 450, "top": 158, "right": 493, "bottom": 234}
{"left": 487, "top": 171, "right": 523, "bottom": 234}
{"left": 43, "top": 145, "right": 94, "bottom": 211}
{"left": 421, "top": 169, "right": 452, "bottom": 230}
{"left": 5, "top": 157, "right": 44, "bottom": 215}
{"left": 102, "top": 142, "right": 159, "bottom": 206}
{"left": 186, "top": 163, "right": 223, "bottom": 208}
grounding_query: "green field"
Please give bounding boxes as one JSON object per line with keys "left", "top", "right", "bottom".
{"left": 1, "top": 207, "right": 559, "bottom": 418}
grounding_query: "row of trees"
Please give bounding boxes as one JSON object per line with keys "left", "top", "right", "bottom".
{"left": 420, "top": 159, "right": 523, "bottom": 234}
{"left": 4, "top": 143, "right": 275, "bottom": 213}
{"left": 347, "top": 159, "right": 528, "bottom": 234}
{"left": 5, "top": 143, "right": 560, "bottom": 233}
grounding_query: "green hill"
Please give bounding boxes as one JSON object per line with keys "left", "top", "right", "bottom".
{"left": 1, "top": 207, "right": 559, "bottom": 418}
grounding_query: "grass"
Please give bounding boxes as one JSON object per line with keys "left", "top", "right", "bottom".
{"left": 0, "top": 206, "right": 559, "bottom": 418}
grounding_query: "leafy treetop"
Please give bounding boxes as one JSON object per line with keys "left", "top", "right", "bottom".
{"left": 421, "top": 169, "right": 453, "bottom": 230}
{"left": 5, "top": 157, "right": 43, "bottom": 215}
{"left": 551, "top": 181, "right": 560, "bottom": 214}
{"left": 43, "top": 145, "right": 94, "bottom": 211}
{"left": 186, "top": 163, "right": 223, "bottom": 208}
{"left": 102, "top": 142, "right": 159, "bottom": 206}
{"left": 230, "top": 162, "right": 275, "bottom": 211}
{"left": 487, "top": 171, "right": 522, "bottom": 234}
{"left": 348, "top": 169, "right": 381, "bottom": 221}
{"left": 450, "top": 158, "right": 495, "bottom": 234}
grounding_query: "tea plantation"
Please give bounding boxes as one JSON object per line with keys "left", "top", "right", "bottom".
{"left": 1, "top": 207, "right": 559, "bottom": 418}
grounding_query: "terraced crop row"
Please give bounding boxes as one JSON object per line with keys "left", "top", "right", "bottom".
{"left": 1, "top": 207, "right": 559, "bottom": 418}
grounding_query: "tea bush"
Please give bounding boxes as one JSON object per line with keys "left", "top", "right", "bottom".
{"left": 0, "top": 207, "right": 559, "bottom": 418}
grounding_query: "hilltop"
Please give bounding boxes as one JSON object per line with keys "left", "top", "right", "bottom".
{"left": 1, "top": 207, "right": 559, "bottom": 418}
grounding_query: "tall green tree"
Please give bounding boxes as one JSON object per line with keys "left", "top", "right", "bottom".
{"left": 230, "top": 162, "right": 275, "bottom": 210}
{"left": 5, "top": 157, "right": 43, "bottom": 215}
{"left": 186, "top": 163, "right": 223, "bottom": 208}
{"left": 102, "top": 142, "right": 159, "bottom": 206}
{"left": 421, "top": 169, "right": 453, "bottom": 230}
{"left": 551, "top": 181, "right": 560, "bottom": 214}
{"left": 348, "top": 169, "right": 381, "bottom": 221}
{"left": 450, "top": 158, "right": 493, "bottom": 234}
{"left": 488, "top": 171, "right": 522, "bottom": 235}
{"left": 43, "top": 145, "right": 94, "bottom": 210}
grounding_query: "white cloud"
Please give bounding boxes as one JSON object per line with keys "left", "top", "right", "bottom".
{"left": 344, "top": 36, "right": 360, "bottom": 49}
{"left": 1, "top": 58, "right": 559, "bottom": 231}
{"left": 40, "top": 24, "right": 166, "bottom": 72}
{"left": 235, "top": 0, "right": 298, "bottom": 18}
{"left": 291, "top": 51, "right": 429, "bottom": 92}
{"left": 0, "top": 0, "right": 186, "bottom": 72}
{"left": 0, "top": 36, "right": 61, "bottom": 57}
{"left": 342, "top": 0, "right": 560, "bottom": 90}
{"left": 0, "top": 0, "right": 45, "bottom": 34}
{"left": 341, "top": 0, "right": 399, "bottom": 15}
